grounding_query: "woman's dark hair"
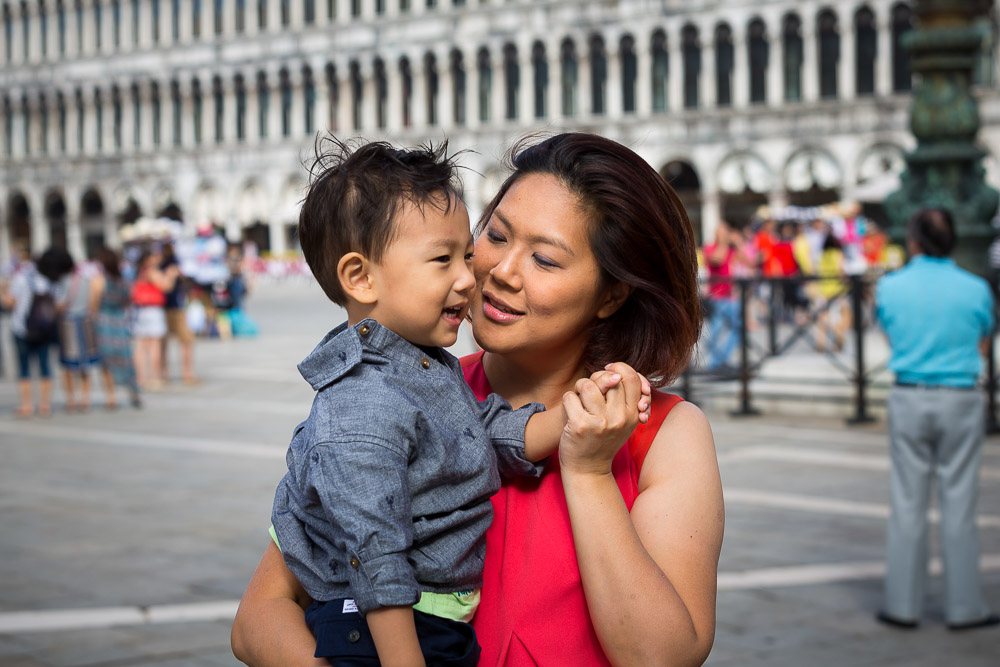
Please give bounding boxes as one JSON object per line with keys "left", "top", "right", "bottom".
{"left": 298, "top": 136, "right": 464, "bottom": 305}
{"left": 822, "top": 233, "right": 843, "bottom": 251}
{"left": 97, "top": 246, "right": 122, "bottom": 279}
{"left": 478, "top": 133, "right": 702, "bottom": 387}
{"left": 908, "top": 207, "right": 955, "bottom": 257}
{"left": 36, "top": 247, "right": 74, "bottom": 282}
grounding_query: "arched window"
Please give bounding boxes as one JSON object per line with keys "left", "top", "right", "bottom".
{"left": 111, "top": 86, "right": 122, "bottom": 150}
{"left": 191, "top": 79, "right": 202, "bottom": 144}
{"left": 747, "top": 19, "right": 768, "bottom": 104}
{"left": 620, "top": 35, "right": 637, "bottom": 114}
{"left": 3, "top": 5, "right": 12, "bottom": 62}
{"left": 151, "top": 82, "right": 161, "bottom": 146}
{"left": 349, "top": 60, "right": 361, "bottom": 130}
{"left": 531, "top": 41, "right": 547, "bottom": 119}
{"left": 131, "top": 83, "right": 140, "bottom": 147}
{"left": 855, "top": 7, "right": 876, "bottom": 96}
{"left": 21, "top": 0, "right": 29, "bottom": 58}
{"left": 213, "top": 75, "right": 224, "bottom": 143}
{"left": 192, "top": 0, "right": 202, "bottom": 38}
{"left": 56, "top": 91, "right": 66, "bottom": 152}
{"left": 234, "top": 74, "right": 246, "bottom": 140}
{"left": 75, "top": 88, "right": 84, "bottom": 151}
{"left": 281, "top": 0, "right": 290, "bottom": 27}
{"left": 477, "top": 47, "right": 491, "bottom": 122}
{"left": 350, "top": 0, "right": 361, "bottom": 17}
{"left": 304, "top": 0, "right": 315, "bottom": 24}
{"left": 303, "top": 66, "right": 315, "bottom": 135}
{"left": 39, "top": 93, "right": 48, "bottom": 153}
{"left": 375, "top": 58, "right": 388, "bottom": 129}
{"left": 76, "top": 1, "right": 84, "bottom": 53}
{"left": 715, "top": 23, "right": 733, "bottom": 107}
{"left": 257, "top": 72, "right": 269, "bottom": 138}
{"left": 280, "top": 68, "right": 291, "bottom": 136}
{"left": 152, "top": 0, "right": 161, "bottom": 43}
{"left": 425, "top": 51, "right": 439, "bottom": 126}
{"left": 324, "top": 63, "right": 336, "bottom": 131}
{"left": 236, "top": 0, "right": 246, "bottom": 32}
{"left": 503, "top": 43, "right": 519, "bottom": 121}
{"left": 560, "top": 38, "right": 578, "bottom": 116}
{"left": 782, "top": 13, "right": 803, "bottom": 101}
{"left": 590, "top": 34, "right": 607, "bottom": 115}
{"left": 171, "top": 80, "right": 182, "bottom": 146}
{"left": 94, "top": 0, "right": 103, "bottom": 50}
{"left": 817, "top": 9, "right": 840, "bottom": 99}
{"left": 213, "top": 0, "right": 223, "bottom": 35}
{"left": 400, "top": 57, "right": 413, "bottom": 127}
{"left": 258, "top": 0, "right": 266, "bottom": 30}
{"left": 450, "top": 49, "right": 466, "bottom": 126}
{"left": 172, "top": 0, "right": 181, "bottom": 41}
{"left": 2, "top": 96, "right": 12, "bottom": 156}
{"left": 375, "top": 0, "right": 385, "bottom": 15}
{"left": 58, "top": 0, "right": 67, "bottom": 54}
{"left": 110, "top": 0, "right": 121, "bottom": 47}
{"left": 39, "top": 0, "right": 48, "bottom": 56}
{"left": 681, "top": 24, "right": 700, "bottom": 109}
{"left": 651, "top": 29, "right": 668, "bottom": 112}
{"left": 891, "top": 3, "right": 913, "bottom": 92}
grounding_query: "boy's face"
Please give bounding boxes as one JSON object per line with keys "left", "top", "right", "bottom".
{"left": 367, "top": 194, "right": 475, "bottom": 348}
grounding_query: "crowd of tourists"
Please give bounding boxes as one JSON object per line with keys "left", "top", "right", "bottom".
{"left": 0, "top": 233, "right": 257, "bottom": 418}
{"left": 699, "top": 202, "right": 904, "bottom": 372}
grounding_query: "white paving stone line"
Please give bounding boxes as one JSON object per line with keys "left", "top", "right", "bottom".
{"left": 718, "top": 554, "right": 1000, "bottom": 591}
{"left": 725, "top": 488, "right": 1000, "bottom": 528}
{"left": 0, "top": 601, "right": 240, "bottom": 634}
{"left": 0, "top": 421, "right": 284, "bottom": 460}
{"left": 718, "top": 445, "right": 1000, "bottom": 480}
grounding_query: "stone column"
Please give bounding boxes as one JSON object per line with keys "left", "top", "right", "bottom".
{"left": 9, "top": 2, "right": 24, "bottom": 62}
{"left": 222, "top": 74, "right": 238, "bottom": 145}
{"left": 141, "top": 80, "right": 157, "bottom": 150}
{"left": 179, "top": 79, "right": 195, "bottom": 148}
{"left": 546, "top": 41, "right": 560, "bottom": 122}
{"left": 245, "top": 71, "right": 260, "bottom": 143}
{"left": 120, "top": 81, "right": 136, "bottom": 153}
{"left": 311, "top": 61, "right": 329, "bottom": 134}
{"left": 289, "top": 0, "right": 304, "bottom": 29}
{"left": 335, "top": 62, "right": 352, "bottom": 133}
{"left": 801, "top": 22, "right": 819, "bottom": 102}
{"left": 268, "top": 0, "right": 282, "bottom": 32}
{"left": 607, "top": 34, "right": 623, "bottom": 119}
{"left": 358, "top": 59, "right": 376, "bottom": 133}
{"left": 634, "top": 30, "right": 652, "bottom": 117}
{"left": 701, "top": 25, "right": 715, "bottom": 109}
{"left": 223, "top": 0, "right": 237, "bottom": 37}
{"left": 180, "top": 0, "right": 193, "bottom": 42}
{"left": 732, "top": 31, "right": 749, "bottom": 109}
{"left": 578, "top": 36, "right": 592, "bottom": 117}
{"left": 465, "top": 47, "right": 481, "bottom": 129}
{"left": 839, "top": 13, "right": 855, "bottom": 101}
{"left": 138, "top": 0, "right": 154, "bottom": 48}
{"left": 386, "top": 56, "right": 403, "bottom": 131}
{"left": 199, "top": 0, "right": 213, "bottom": 40}
{"left": 518, "top": 45, "right": 533, "bottom": 124}
{"left": 81, "top": 87, "right": 97, "bottom": 154}
{"left": 27, "top": 190, "right": 49, "bottom": 255}
{"left": 26, "top": 1, "right": 42, "bottom": 62}
{"left": 437, "top": 48, "right": 454, "bottom": 131}
{"left": 668, "top": 23, "right": 684, "bottom": 112}
{"left": 64, "top": 189, "right": 85, "bottom": 261}
{"left": 700, "top": 191, "right": 720, "bottom": 246}
{"left": 876, "top": 15, "right": 892, "bottom": 96}
{"left": 766, "top": 15, "right": 783, "bottom": 107}
{"left": 412, "top": 52, "right": 428, "bottom": 130}
{"left": 268, "top": 69, "right": 284, "bottom": 141}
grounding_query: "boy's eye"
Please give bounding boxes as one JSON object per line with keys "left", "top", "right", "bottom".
{"left": 433, "top": 255, "right": 450, "bottom": 263}
{"left": 464, "top": 252, "right": 475, "bottom": 261}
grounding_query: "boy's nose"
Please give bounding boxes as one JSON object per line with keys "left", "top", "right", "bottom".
{"left": 455, "top": 264, "right": 476, "bottom": 293}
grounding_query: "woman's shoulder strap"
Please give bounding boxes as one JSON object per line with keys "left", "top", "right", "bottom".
{"left": 629, "top": 390, "right": 684, "bottom": 474}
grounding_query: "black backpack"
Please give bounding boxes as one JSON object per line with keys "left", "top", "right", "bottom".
{"left": 24, "top": 285, "right": 58, "bottom": 344}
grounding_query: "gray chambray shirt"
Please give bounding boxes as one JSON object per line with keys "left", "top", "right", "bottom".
{"left": 271, "top": 318, "right": 545, "bottom": 615}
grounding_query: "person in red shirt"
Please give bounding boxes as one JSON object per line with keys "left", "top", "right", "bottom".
{"left": 232, "top": 133, "right": 724, "bottom": 667}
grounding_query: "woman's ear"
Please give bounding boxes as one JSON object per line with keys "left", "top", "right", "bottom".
{"left": 338, "top": 252, "right": 377, "bottom": 305}
{"left": 596, "top": 281, "right": 632, "bottom": 320}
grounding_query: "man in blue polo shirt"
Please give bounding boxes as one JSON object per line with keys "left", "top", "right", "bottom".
{"left": 875, "top": 207, "right": 998, "bottom": 631}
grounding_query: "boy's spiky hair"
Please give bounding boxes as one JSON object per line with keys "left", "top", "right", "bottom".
{"left": 298, "top": 136, "right": 464, "bottom": 305}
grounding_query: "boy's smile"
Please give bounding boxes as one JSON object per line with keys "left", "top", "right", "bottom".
{"left": 366, "top": 193, "right": 475, "bottom": 348}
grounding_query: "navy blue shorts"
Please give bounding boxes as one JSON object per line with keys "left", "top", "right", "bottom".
{"left": 306, "top": 599, "right": 480, "bottom": 667}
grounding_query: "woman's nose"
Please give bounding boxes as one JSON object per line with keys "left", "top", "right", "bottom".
{"left": 489, "top": 250, "right": 521, "bottom": 290}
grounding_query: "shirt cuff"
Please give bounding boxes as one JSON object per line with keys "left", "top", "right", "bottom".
{"left": 346, "top": 550, "right": 421, "bottom": 615}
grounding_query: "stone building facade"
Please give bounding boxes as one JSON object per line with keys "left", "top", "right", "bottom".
{"left": 1, "top": 0, "right": 997, "bottom": 263}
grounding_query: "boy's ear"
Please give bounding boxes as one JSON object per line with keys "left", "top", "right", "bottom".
{"left": 337, "top": 252, "right": 377, "bottom": 304}
{"left": 596, "top": 281, "right": 632, "bottom": 320}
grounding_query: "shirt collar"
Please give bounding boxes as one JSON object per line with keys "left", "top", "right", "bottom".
{"left": 297, "top": 318, "right": 447, "bottom": 390}
{"left": 909, "top": 254, "right": 955, "bottom": 268}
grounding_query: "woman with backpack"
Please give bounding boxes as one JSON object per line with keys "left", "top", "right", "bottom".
{"left": 54, "top": 253, "right": 103, "bottom": 412}
{"left": 0, "top": 248, "right": 71, "bottom": 417}
{"left": 92, "top": 247, "right": 142, "bottom": 409}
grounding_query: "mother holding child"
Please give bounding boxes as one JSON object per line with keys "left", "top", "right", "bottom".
{"left": 231, "top": 132, "right": 724, "bottom": 666}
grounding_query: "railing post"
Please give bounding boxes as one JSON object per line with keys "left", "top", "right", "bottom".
{"left": 732, "top": 278, "right": 760, "bottom": 417}
{"left": 847, "top": 275, "right": 875, "bottom": 424}
{"left": 768, "top": 277, "right": 778, "bottom": 356}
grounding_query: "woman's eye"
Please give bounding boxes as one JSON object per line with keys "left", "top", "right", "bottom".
{"left": 533, "top": 254, "right": 559, "bottom": 269}
{"left": 486, "top": 228, "right": 506, "bottom": 244}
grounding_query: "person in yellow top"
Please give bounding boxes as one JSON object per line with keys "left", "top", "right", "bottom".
{"left": 813, "top": 234, "right": 851, "bottom": 351}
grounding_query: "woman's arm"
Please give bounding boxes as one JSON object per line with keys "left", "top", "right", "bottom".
{"left": 231, "top": 541, "right": 330, "bottom": 667}
{"left": 560, "top": 387, "right": 724, "bottom": 666}
{"left": 88, "top": 274, "right": 105, "bottom": 317}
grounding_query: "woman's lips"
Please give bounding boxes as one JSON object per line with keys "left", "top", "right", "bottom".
{"left": 482, "top": 294, "right": 524, "bottom": 323}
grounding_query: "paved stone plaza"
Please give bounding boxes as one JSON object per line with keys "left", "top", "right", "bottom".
{"left": 0, "top": 280, "right": 997, "bottom": 666}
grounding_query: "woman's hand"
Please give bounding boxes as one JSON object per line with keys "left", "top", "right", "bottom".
{"left": 559, "top": 362, "right": 645, "bottom": 476}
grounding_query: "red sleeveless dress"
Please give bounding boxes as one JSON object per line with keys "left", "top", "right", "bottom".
{"left": 461, "top": 352, "right": 683, "bottom": 666}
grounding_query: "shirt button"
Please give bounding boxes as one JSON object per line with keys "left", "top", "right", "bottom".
{"left": 421, "top": 358, "right": 430, "bottom": 369}
{"left": 348, "top": 629, "right": 361, "bottom": 643}
{"left": 359, "top": 324, "right": 370, "bottom": 336}
{"left": 349, "top": 557, "right": 360, "bottom": 569}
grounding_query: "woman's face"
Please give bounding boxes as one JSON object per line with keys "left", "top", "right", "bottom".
{"left": 471, "top": 173, "right": 617, "bottom": 363}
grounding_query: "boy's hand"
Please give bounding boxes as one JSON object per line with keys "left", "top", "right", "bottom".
{"left": 588, "top": 363, "right": 653, "bottom": 424}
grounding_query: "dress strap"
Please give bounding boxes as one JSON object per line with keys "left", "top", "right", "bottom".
{"left": 628, "top": 391, "right": 684, "bottom": 474}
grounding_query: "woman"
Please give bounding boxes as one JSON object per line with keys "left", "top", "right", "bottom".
{"left": 55, "top": 253, "right": 103, "bottom": 412}
{"left": 0, "top": 248, "right": 69, "bottom": 417}
{"left": 130, "top": 248, "right": 176, "bottom": 389}
{"left": 92, "top": 247, "right": 142, "bottom": 409}
{"left": 813, "top": 233, "right": 851, "bottom": 352}
{"left": 231, "top": 133, "right": 724, "bottom": 666}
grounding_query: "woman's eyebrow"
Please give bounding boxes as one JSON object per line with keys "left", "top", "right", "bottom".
{"left": 493, "top": 209, "right": 575, "bottom": 257}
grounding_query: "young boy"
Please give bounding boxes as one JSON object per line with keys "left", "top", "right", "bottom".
{"left": 271, "top": 138, "right": 645, "bottom": 666}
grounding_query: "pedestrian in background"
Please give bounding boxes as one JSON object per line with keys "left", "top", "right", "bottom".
{"left": 93, "top": 247, "right": 141, "bottom": 409}
{"left": 875, "top": 207, "right": 998, "bottom": 631}
{"left": 814, "top": 233, "right": 850, "bottom": 352}
{"left": 159, "top": 242, "right": 198, "bottom": 385}
{"left": 703, "top": 220, "right": 748, "bottom": 373}
{"left": 55, "top": 250, "right": 102, "bottom": 412}
{"left": 130, "top": 248, "right": 175, "bottom": 390}
{"left": 0, "top": 248, "right": 68, "bottom": 417}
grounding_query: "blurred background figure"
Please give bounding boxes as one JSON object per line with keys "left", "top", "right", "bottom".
{"left": 130, "top": 248, "right": 175, "bottom": 391}
{"left": 814, "top": 233, "right": 851, "bottom": 352}
{"left": 0, "top": 248, "right": 68, "bottom": 417}
{"left": 93, "top": 248, "right": 142, "bottom": 409}
{"left": 159, "top": 242, "right": 198, "bottom": 385}
{"left": 703, "top": 220, "right": 748, "bottom": 373}
{"left": 54, "top": 250, "right": 101, "bottom": 412}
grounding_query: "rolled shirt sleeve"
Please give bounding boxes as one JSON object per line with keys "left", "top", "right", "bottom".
{"left": 474, "top": 391, "right": 547, "bottom": 478}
